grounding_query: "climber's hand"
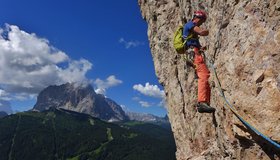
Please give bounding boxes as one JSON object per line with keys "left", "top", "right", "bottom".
{"left": 187, "top": 61, "right": 197, "bottom": 70}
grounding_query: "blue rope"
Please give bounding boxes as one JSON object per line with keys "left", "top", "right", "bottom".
{"left": 209, "top": 62, "right": 280, "bottom": 150}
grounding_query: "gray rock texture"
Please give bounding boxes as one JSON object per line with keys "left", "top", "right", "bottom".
{"left": 33, "top": 83, "right": 128, "bottom": 121}
{"left": 138, "top": 0, "right": 280, "bottom": 159}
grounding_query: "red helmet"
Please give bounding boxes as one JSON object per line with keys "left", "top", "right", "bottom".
{"left": 194, "top": 10, "right": 207, "bottom": 20}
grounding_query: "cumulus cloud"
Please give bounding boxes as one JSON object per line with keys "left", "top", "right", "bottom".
{"left": 58, "top": 59, "right": 92, "bottom": 84}
{"left": 94, "top": 75, "right": 122, "bottom": 95}
{"left": 119, "top": 37, "right": 144, "bottom": 49}
{"left": 0, "top": 24, "right": 92, "bottom": 100}
{"left": 133, "top": 83, "right": 164, "bottom": 98}
{"left": 133, "top": 83, "right": 166, "bottom": 108}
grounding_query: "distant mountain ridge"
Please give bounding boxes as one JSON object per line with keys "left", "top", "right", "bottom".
{"left": 33, "top": 83, "right": 170, "bottom": 125}
{"left": 33, "top": 83, "right": 128, "bottom": 121}
{"left": 126, "top": 112, "right": 170, "bottom": 127}
{"left": 0, "top": 111, "right": 7, "bottom": 118}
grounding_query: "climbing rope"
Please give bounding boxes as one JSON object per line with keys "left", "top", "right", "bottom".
{"left": 213, "top": 1, "right": 226, "bottom": 62}
{"left": 202, "top": 1, "right": 280, "bottom": 150}
{"left": 181, "top": 0, "right": 280, "bottom": 151}
{"left": 208, "top": 60, "right": 280, "bottom": 150}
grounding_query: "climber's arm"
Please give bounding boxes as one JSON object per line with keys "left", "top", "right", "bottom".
{"left": 193, "top": 26, "right": 209, "bottom": 36}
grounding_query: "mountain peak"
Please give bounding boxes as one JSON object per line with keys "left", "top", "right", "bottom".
{"left": 33, "top": 83, "right": 128, "bottom": 121}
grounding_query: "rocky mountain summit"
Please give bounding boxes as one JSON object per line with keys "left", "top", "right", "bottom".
{"left": 33, "top": 83, "right": 128, "bottom": 121}
{"left": 138, "top": 0, "right": 280, "bottom": 159}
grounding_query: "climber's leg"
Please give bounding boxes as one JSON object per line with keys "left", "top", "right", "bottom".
{"left": 196, "top": 62, "right": 210, "bottom": 103}
{"left": 193, "top": 49, "right": 215, "bottom": 113}
{"left": 193, "top": 51, "right": 210, "bottom": 103}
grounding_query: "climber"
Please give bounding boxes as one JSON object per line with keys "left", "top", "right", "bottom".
{"left": 183, "top": 10, "right": 215, "bottom": 113}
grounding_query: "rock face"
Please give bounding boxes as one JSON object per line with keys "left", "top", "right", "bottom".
{"left": 138, "top": 0, "right": 280, "bottom": 159}
{"left": 33, "top": 83, "right": 128, "bottom": 121}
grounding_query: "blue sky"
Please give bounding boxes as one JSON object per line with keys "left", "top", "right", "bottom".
{"left": 0, "top": 0, "right": 167, "bottom": 116}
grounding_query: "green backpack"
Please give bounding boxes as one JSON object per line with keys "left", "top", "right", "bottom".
{"left": 173, "top": 25, "right": 186, "bottom": 54}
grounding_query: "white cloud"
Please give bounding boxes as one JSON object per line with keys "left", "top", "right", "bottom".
{"left": 0, "top": 24, "right": 93, "bottom": 100}
{"left": 0, "top": 89, "right": 10, "bottom": 100}
{"left": 158, "top": 99, "right": 167, "bottom": 108}
{"left": 119, "top": 37, "right": 144, "bottom": 49}
{"left": 13, "top": 93, "right": 37, "bottom": 101}
{"left": 95, "top": 88, "right": 106, "bottom": 95}
{"left": 133, "top": 83, "right": 164, "bottom": 98}
{"left": 139, "top": 101, "right": 152, "bottom": 108}
{"left": 58, "top": 59, "right": 92, "bottom": 84}
{"left": 133, "top": 83, "right": 166, "bottom": 108}
{"left": 132, "top": 96, "right": 140, "bottom": 101}
{"left": 120, "top": 104, "right": 130, "bottom": 112}
{"left": 94, "top": 75, "right": 122, "bottom": 95}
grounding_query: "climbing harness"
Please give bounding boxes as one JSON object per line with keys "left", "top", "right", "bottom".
{"left": 208, "top": 60, "right": 280, "bottom": 150}
{"left": 184, "top": 47, "right": 195, "bottom": 65}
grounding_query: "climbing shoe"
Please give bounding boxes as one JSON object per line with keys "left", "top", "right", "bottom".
{"left": 196, "top": 102, "right": 216, "bottom": 113}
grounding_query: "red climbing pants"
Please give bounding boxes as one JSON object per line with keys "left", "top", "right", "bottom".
{"left": 193, "top": 47, "right": 211, "bottom": 104}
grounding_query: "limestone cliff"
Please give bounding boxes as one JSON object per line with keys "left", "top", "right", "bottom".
{"left": 138, "top": 0, "right": 280, "bottom": 159}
